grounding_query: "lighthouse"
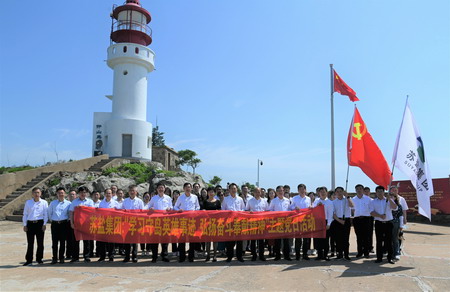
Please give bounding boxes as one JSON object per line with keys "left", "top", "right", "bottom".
{"left": 92, "top": 0, "right": 155, "bottom": 160}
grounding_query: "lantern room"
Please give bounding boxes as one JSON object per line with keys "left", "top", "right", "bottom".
{"left": 110, "top": 0, "right": 152, "bottom": 46}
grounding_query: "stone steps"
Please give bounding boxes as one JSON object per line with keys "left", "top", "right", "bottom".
{"left": 87, "top": 158, "right": 114, "bottom": 172}
{"left": 0, "top": 172, "right": 56, "bottom": 219}
{"left": 5, "top": 215, "right": 22, "bottom": 222}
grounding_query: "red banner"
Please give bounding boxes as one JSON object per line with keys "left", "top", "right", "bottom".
{"left": 74, "top": 206, "right": 326, "bottom": 243}
{"left": 393, "top": 177, "right": 450, "bottom": 215}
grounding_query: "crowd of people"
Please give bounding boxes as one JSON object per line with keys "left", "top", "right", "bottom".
{"left": 21, "top": 181, "right": 408, "bottom": 266}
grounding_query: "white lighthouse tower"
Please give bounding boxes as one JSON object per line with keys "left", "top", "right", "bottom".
{"left": 93, "top": 0, "right": 154, "bottom": 159}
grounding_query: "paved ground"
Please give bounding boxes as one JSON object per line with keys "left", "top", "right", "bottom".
{"left": 0, "top": 221, "right": 449, "bottom": 291}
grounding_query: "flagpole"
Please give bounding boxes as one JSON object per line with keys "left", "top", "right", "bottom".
{"left": 388, "top": 95, "right": 410, "bottom": 192}
{"left": 345, "top": 164, "right": 350, "bottom": 191}
{"left": 330, "top": 64, "right": 336, "bottom": 190}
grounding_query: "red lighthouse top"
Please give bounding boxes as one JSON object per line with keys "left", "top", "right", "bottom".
{"left": 110, "top": 0, "right": 152, "bottom": 46}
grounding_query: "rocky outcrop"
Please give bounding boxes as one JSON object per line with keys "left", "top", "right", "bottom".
{"left": 42, "top": 163, "right": 207, "bottom": 199}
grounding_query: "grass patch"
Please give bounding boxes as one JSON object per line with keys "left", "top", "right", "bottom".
{"left": 0, "top": 166, "right": 34, "bottom": 174}
{"left": 156, "top": 170, "right": 179, "bottom": 178}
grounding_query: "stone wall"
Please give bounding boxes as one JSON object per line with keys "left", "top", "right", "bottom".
{"left": 152, "top": 146, "right": 179, "bottom": 171}
{"left": 0, "top": 155, "right": 109, "bottom": 200}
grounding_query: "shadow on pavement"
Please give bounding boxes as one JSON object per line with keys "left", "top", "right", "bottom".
{"left": 281, "top": 258, "right": 415, "bottom": 277}
{"left": 404, "top": 230, "right": 445, "bottom": 236}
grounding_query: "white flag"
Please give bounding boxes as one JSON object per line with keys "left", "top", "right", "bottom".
{"left": 392, "top": 101, "right": 434, "bottom": 220}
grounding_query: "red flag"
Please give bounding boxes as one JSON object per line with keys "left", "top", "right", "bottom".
{"left": 334, "top": 70, "right": 359, "bottom": 102}
{"left": 347, "top": 107, "right": 392, "bottom": 188}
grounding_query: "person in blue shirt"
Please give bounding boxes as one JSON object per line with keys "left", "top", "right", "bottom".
{"left": 48, "top": 187, "right": 71, "bottom": 264}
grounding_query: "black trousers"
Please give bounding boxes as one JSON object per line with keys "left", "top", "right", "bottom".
{"left": 250, "top": 239, "right": 265, "bottom": 258}
{"left": 73, "top": 239, "right": 91, "bottom": 260}
{"left": 66, "top": 224, "right": 75, "bottom": 258}
{"left": 140, "top": 243, "right": 151, "bottom": 252}
{"left": 329, "top": 231, "right": 336, "bottom": 253}
{"left": 150, "top": 243, "right": 168, "bottom": 260}
{"left": 331, "top": 219, "right": 351, "bottom": 257}
{"left": 98, "top": 241, "right": 114, "bottom": 259}
{"left": 25, "top": 220, "right": 45, "bottom": 262}
{"left": 314, "top": 228, "right": 330, "bottom": 258}
{"left": 375, "top": 221, "right": 394, "bottom": 261}
{"left": 88, "top": 240, "right": 99, "bottom": 257}
{"left": 274, "top": 238, "right": 290, "bottom": 259}
{"left": 178, "top": 242, "right": 199, "bottom": 261}
{"left": 295, "top": 238, "right": 311, "bottom": 258}
{"left": 226, "top": 241, "right": 243, "bottom": 260}
{"left": 51, "top": 220, "right": 69, "bottom": 261}
{"left": 353, "top": 216, "right": 372, "bottom": 256}
{"left": 369, "top": 217, "right": 374, "bottom": 250}
{"left": 124, "top": 243, "right": 138, "bottom": 260}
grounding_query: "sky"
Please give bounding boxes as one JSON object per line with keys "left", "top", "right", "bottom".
{"left": 1, "top": 0, "right": 449, "bottom": 191}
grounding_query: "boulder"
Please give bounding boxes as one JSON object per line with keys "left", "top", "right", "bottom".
{"left": 136, "top": 183, "right": 150, "bottom": 196}
{"left": 93, "top": 176, "right": 135, "bottom": 192}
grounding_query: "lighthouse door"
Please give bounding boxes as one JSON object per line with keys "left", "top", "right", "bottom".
{"left": 122, "top": 134, "right": 132, "bottom": 157}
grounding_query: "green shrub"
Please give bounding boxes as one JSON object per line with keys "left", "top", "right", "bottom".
{"left": 103, "top": 163, "right": 158, "bottom": 184}
{"left": 48, "top": 177, "right": 61, "bottom": 187}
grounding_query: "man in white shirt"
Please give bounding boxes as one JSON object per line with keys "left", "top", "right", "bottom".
{"left": 65, "top": 190, "right": 77, "bottom": 260}
{"left": 364, "top": 186, "right": 375, "bottom": 255}
{"left": 240, "top": 185, "right": 254, "bottom": 253}
{"left": 268, "top": 185, "right": 292, "bottom": 261}
{"left": 121, "top": 185, "right": 144, "bottom": 263}
{"left": 97, "top": 188, "right": 118, "bottom": 262}
{"left": 48, "top": 187, "right": 71, "bottom": 264}
{"left": 114, "top": 188, "right": 126, "bottom": 256}
{"left": 370, "top": 185, "right": 398, "bottom": 264}
{"left": 331, "top": 187, "right": 353, "bottom": 260}
{"left": 290, "top": 183, "right": 311, "bottom": 261}
{"left": 352, "top": 184, "right": 373, "bottom": 258}
{"left": 149, "top": 182, "right": 173, "bottom": 263}
{"left": 246, "top": 187, "right": 268, "bottom": 261}
{"left": 174, "top": 182, "right": 200, "bottom": 262}
{"left": 111, "top": 184, "right": 118, "bottom": 201}
{"left": 69, "top": 186, "right": 94, "bottom": 263}
{"left": 90, "top": 190, "right": 101, "bottom": 258}
{"left": 222, "top": 183, "right": 246, "bottom": 262}
{"left": 312, "top": 186, "right": 334, "bottom": 261}
{"left": 22, "top": 187, "right": 48, "bottom": 266}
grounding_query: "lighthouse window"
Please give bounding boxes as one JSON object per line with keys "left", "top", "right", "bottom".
{"left": 135, "top": 47, "right": 139, "bottom": 54}
{"left": 123, "top": 46, "right": 127, "bottom": 53}
{"left": 123, "top": 70, "right": 128, "bottom": 75}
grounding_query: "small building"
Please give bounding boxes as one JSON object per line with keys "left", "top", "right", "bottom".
{"left": 152, "top": 146, "right": 179, "bottom": 171}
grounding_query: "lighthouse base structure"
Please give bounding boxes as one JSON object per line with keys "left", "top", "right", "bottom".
{"left": 93, "top": 112, "right": 152, "bottom": 160}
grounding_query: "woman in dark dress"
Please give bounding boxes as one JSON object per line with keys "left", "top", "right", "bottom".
{"left": 266, "top": 188, "right": 276, "bottom": 257}
{"left": 203, "top": 187, "right": 221, "bottom": 262}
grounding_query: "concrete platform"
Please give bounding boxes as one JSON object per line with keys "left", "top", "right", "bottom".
{"left": 0, "top": 220, "right": 449, "bottom": 291}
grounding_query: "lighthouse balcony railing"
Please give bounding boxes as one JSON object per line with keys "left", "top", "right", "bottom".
{"left": 112, "top": 20, "right": 152, "bottom": 37}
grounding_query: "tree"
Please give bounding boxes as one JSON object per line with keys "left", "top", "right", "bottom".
{"left": 242, "top": 182, "right": 256, "bottom": 193}
{"left": 209, "top": 176, "right": 222, "bottom": 186}
{"left": 189, "top": 158, "right": 201, "bottom": 175}
{"left": 152, "top": 126, "right": 165, "bottom": 147}
{"left": 177, "top": 149, "right": 201, "bottom": 173}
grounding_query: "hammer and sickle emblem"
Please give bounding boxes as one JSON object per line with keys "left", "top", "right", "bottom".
{"left": 352, "top": 122, "right": 367, "bottom": 140}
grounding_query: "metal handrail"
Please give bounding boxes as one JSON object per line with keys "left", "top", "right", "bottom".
{"left": 112, "top": 19, "right": 152, "bottom": 37}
